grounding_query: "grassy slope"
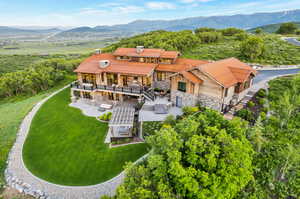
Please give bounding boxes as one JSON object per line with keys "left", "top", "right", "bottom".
{"left": 183, "top": 35, "right": 300, "bottom": 65}
{"left": 0, "top": 77, "right": 75, "bottom": 187}
{"left": 22, "top": 88, "right": 148, "bottom": 186}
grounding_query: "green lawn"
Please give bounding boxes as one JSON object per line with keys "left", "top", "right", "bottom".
{"left": 22, "top": 88, "right": 149, "bottom": 186}
{"left": 0, "top": 77, "right": 75, "bottom": 188}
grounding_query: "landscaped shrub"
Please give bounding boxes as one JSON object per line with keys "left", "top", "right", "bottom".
{"left": 257, "top": 89, "right": 267, "bottom": 98}
{"left": 163, "top": 115, "right": 176, "bottom": 126}
{"left": 142, "top": 121, "right": 162, "bottom": 137}
{"left": 182, "top": 106, "right": 199, "bottom": 116}
{"left": 99, "top": 112, "right": 112, "bottom": 121}
{"left": 235, "top": 109, "right": 255, "bottom": 122}
{"left": 247, "top": 101, "right": 255, "bottom": 108}
{"left": 258, "top": 98, "right": 266, "bottom": 106}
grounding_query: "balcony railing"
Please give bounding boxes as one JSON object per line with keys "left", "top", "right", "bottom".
{"left": 71, "top": 82, "right": 147, "bottom": 95}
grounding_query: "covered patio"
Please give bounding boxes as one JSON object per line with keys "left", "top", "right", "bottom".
{"left": 109, "top": 106, "right": 136, "bottom": 140}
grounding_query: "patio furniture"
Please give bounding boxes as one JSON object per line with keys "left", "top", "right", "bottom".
{"left": 99, "top": 104, "right": 112, "bottom": 111}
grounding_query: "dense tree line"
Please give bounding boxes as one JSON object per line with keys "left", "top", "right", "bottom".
{"left": 104, "top": 30, "right": 200, "bottom": 52}
{"left": 103, "top": 109, "right": 254, "bottom": 199}
{"left": 0, "top": 58, "right": 82, "bottom": 98}
{"left": 239, "top": 75, "right": 300, "bottom": 199}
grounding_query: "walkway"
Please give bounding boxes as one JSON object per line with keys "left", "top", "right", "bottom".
{"left": 282, "top": 37, "right": 300, "bottom": 46}
{"left": 5, "top": 85, "right": 147, "bottom": 199}
{"left": 225, "top": 68, "right": 300, "bottom": 118}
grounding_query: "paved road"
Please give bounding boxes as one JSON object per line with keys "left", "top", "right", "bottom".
{"left": 254, "top": 68, "right": 300, "bottom": 84}
{"left": 283, "top": 37, "right": 300, "bottom": 46}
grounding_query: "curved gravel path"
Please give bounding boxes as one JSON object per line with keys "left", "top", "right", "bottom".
{"left": 5, "top": 86, "right": 147, "bottom": 199}
{"left": 283, "top": 37, "right": 300, "bottom": 46}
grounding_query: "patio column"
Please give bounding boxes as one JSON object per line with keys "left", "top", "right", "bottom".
{"left": 118, "top": 73, "right": 122, "bottom": 86}
{"left": 96, "top": 74, "right": 101, "bottom": 85}
{"left": 104, "top": 72, "right": 108, "bottom": 85}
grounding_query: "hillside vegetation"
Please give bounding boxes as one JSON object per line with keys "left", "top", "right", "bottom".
{"left": 104, "top": 29, "right": 300, "bottom": 65}
{"left": 248, "top": 22, "right": 300, "bottom": 33}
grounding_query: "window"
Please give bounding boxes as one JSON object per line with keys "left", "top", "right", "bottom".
{"left": 178, "top": 82, "right": 186, "bottom": 92}
{"left": 224, "top": 88, "right": 229, "bottom": 97}
{"left": 157, "top": 72, "right": 166, "bottom": 81}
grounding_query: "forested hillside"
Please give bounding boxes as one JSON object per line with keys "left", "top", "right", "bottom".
{"left": 104, "top": 29, "right": 300, "bottom": 65}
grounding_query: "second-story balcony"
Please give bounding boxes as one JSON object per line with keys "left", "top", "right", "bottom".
{"left": 71, "top": 82, "right": 148, "bottom": 95}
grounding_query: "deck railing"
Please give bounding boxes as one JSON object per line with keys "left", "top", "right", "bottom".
{"left": 71, "top": 82, "right": 146, "bottom": 95}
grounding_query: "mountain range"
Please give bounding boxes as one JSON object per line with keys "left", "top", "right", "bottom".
{"left": 1, "top": 9, "right": 300, "bottom": 40}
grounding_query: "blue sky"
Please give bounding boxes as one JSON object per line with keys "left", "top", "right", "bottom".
{"left": 0, "top": 0, "right": 300, "bottom": 27}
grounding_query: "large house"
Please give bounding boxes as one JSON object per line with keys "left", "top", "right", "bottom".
{"left": 71, "top": 46, "right": 257, "bottom": 113}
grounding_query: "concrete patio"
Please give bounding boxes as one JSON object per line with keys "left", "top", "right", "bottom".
{"left": 69, "top": 99, "right": 111, "bottom": 118}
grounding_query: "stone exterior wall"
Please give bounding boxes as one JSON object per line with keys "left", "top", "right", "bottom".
{"left": 153, "top": 80, "right": 170, "bottom": 90}
{"left": 198, "top": 93, "right": 222, "bottom": 111}
{"left": 171, "top": 90, "right": 222, "bottom": 111}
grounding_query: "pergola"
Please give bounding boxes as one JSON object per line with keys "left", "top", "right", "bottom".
{"left": 109, "top": 106, "right": 135, "bottom": 138}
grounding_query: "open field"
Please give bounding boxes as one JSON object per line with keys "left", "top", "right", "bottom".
{"left": 0, "top": 39, "right": 115, "bottom": 55}
{"left": 22, "top": 88, "right": 148, "bottom": 186}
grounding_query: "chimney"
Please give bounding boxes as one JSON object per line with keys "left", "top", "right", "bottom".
{"left": 136, "top": 46, "right": 144, "bottom": 54}
{"left": 95, "top": 49, "right": 101, "bottom": 54}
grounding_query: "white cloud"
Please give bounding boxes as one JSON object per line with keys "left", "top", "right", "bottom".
{"left": 180, "top": 0, "right": 213, "bottom": 3}
{"left": 146, "top": 2, "right": 176, "bottom": 10}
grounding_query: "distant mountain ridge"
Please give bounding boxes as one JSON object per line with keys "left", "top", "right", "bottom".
{"left": 55, "top": 9, "right": 300, "bottom": 39}
{"left": 0, "top": 26, "right": 61, "bottom": 36}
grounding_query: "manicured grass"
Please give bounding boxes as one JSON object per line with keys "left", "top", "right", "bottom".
{"left": 22, "top": 88, "right": 149, "bottom": 186}
{"left": 0, "top": 77, "right": 75, "bottom": 188}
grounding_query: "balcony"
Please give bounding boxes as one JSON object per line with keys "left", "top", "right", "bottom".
{"left": 71, "top": 82, "right": 146, "bottom": 95}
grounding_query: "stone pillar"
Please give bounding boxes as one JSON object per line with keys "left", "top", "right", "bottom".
{"left": 71, "top": 89, "right": 77, "bottom": 103}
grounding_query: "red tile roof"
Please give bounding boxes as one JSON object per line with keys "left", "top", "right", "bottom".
{"left": 197, "top": 58, "right": 257, "bottom": 88}
{"left": 180, "top": 71, "right": 203, "bottom": 84}
{"left": 156, "top": 58, "right": 209, "bottom": 72}
{"left": 74, "top": 53, "right": 156, "bottom": 76}
{"left": 113, "top": 48, "right": 179, "bottom": 59}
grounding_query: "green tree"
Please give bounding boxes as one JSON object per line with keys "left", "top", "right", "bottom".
{"left": 107, "top": 109, "right": 254, "bottom": 199}
{"left": 276, "top": 22, "right": 298, "bottom": 34}
{"left": 240, "top": 36, "right": 265, "bottom": 60}
{"left": 194, "top": 27, "right": 216, "bottom": 34}
{"left": 221, "top": 28, "right": 245, "bottom": 36}
{"left": 196, "top": 31, "right": 223, "bottom": 43}
{"left": 255, "top": 28, "right": 263, "bottom": 35}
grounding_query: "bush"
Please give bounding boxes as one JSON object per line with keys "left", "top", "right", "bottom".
{"left": 99, "top": 112, "right": 112, "bottom": 121}
{"left": 247, "top": 101, "right": 255, "bottom": 108}
{"left": 143, "top": 121, "right": 162, "bottom": 137}
{"left": 197, "top": 32, "right": 223, "bottom": 43}
{"left": 221, "top": 28, "right": 245, "bottom": 36}
{"left": 235, "top": 32, "right": 249, "bottom": 41}
{"left": 296, "top": 29, "right": 300, "bottom": 35}
{"left": 163, "top": 115, "right": 176, "bottom": 126}
{"left": 235, "top": 109, "right": 255, "bottom": 122}
{"left": 257, "top": 89, "right": 267, "bottom": 98}
{"left": 182, "top": 106, "right": 199, "bottom": 116}
{"left": 195, "top": 27, "right": 217, "bottom": 33}
{"left": 240, "top": 36, "right": 265, "bottom": 60}
{"left": 258, "top": 98, "right": 265, "bottom": 106}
